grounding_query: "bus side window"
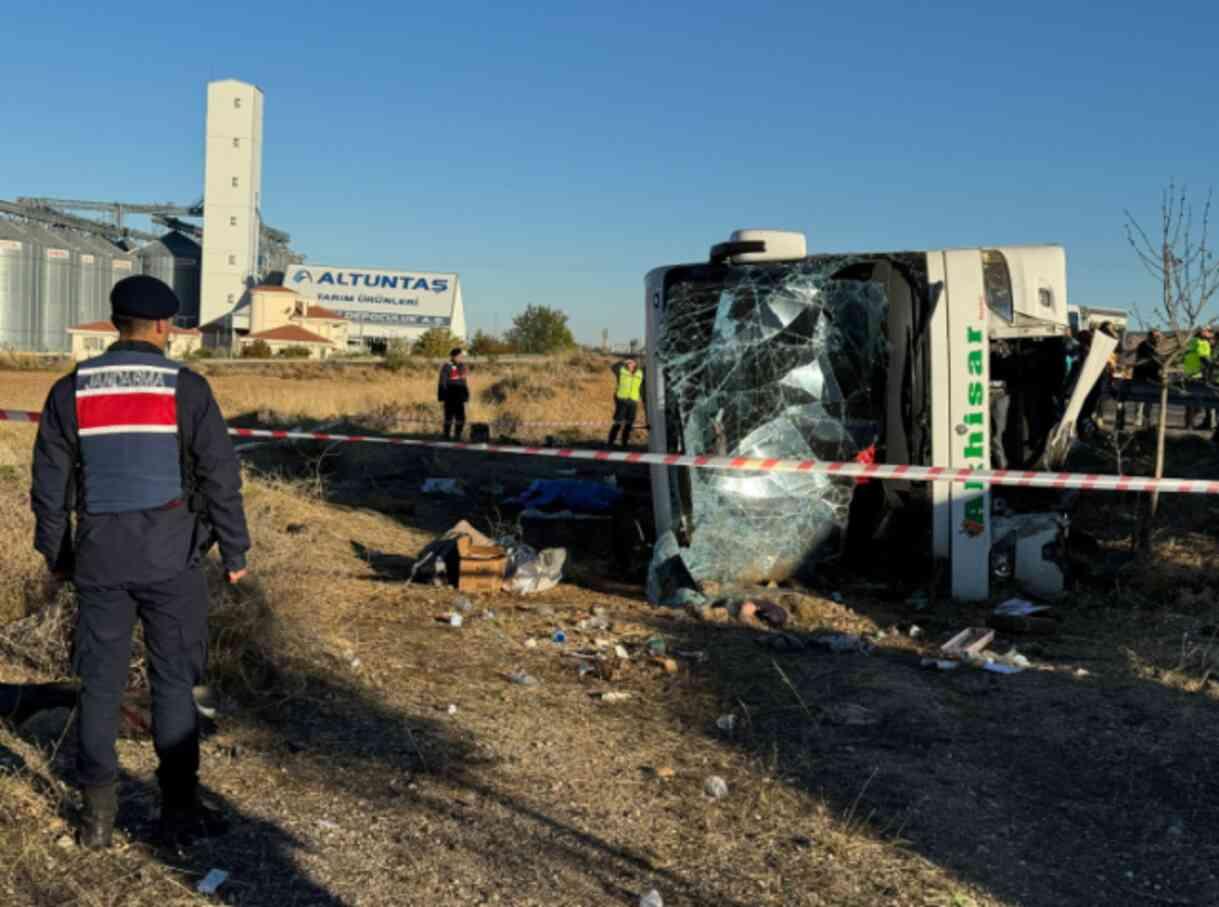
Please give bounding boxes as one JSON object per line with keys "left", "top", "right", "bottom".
{"left": 981, "top": 250, "right": 1013, "bottom": 322}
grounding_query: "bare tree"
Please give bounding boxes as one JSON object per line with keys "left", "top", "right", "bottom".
{"left": 1124, "top": 182, "right": 1219, "bottom": 549}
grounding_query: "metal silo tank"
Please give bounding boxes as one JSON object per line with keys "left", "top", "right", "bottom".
{"left": 18, "top": 224, "right": 75, "bottom": 353}
{"left": 90, "top": 235, "right": 117, "bottom": 323}
{"left": 78, "top": 234, "right": 120, "bottom": 323}
{"left": 0, "top": 219, "right": 37, "bottom": 350}
{"left": 72, "top": 233, "right": 105, "bottom": 328}
{"left": 138, "top": 232, "right": 201, "bottom": 326}
{"left": 169, "top": 232, "right": 201, "bottom": 327}
{"left": 33, "top": 226, "right": 78, "bottom": 353}
{"left": 108, "top": 240, "right": 136, "bottom": 300}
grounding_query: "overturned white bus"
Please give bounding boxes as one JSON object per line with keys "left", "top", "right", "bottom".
{"left": 644, "top": 230, "right": 1114, "bottom": 602}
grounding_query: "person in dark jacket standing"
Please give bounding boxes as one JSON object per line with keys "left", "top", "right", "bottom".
{"left": 1132, "top": 330, "right": 1163, "bottom": 428}
{"left": 608, "top": 358, "right": 644, "bottom": 448}
{"left": 437, "top": 347, "right": 470, "bottom": 440}
{"left": 31, "top": 275, "right": 251, "bottom": 851}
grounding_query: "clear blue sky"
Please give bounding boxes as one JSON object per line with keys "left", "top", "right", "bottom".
{"left": 2, "top": 0, "right": 1216, "bottom": 344}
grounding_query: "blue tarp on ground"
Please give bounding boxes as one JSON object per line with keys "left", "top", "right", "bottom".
{"left": 507, "top": 479, "right": 623, "bottom": 514}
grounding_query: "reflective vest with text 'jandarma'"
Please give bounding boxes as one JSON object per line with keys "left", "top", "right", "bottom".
{"left": 74, "top": 349, "right": 184, "bottom": 514}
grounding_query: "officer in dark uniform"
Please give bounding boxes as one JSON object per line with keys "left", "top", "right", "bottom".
{"left": 437, "top": 347, "right": 470, "bottom": 440}
{"left": 31, "top": 275, "right": 251, "bottom": 850}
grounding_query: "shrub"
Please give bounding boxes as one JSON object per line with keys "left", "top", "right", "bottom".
{"left": 276, "top": 345, "right": 312, "bottom": 359}
{"left": 492, "top": 410, "right": 523, "bottom": 438}
{"left": 505, "top": 305, "right": 576, "bottom": 354}
{"left": 188, "top": 347, "right": 217, "bottom": 360}
{"left": 469, "top": 330, "right": 515, "bottom": 357}
{"left": 242, "top": 340, "right": 272, "bottom": 359}
{"left": 382, "top": 339, "right": 432, "bottom": 374}
{"left": 383, "top": 339, "right": 412, "bottom": 371}
{"left": 567, "top": 351, "right": 611, "bottom": 375}
{"left": 412, "top": 328, "right": 462, "bottom": 359}
{"left": 481, "top": 372, "right": 556, "bottom": 405}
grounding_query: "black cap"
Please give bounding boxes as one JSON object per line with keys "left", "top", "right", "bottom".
{"left": 110, "top": 275, "right": 180, "bottom": 320}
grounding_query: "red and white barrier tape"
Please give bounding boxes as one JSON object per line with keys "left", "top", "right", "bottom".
{"left": 4, "top": 408, "right": 1218, "bottom": 494}
{"left": 381, "top": 417, "right": 648, "bottom": 430}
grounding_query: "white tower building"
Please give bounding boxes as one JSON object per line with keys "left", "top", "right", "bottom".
{"left": 200, "top": 79, "right": 263, "bottom": 328}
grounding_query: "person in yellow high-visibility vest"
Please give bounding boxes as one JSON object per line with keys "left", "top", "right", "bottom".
{"left": 1183, "top": 328, "right": 1213, "bottom": 379}
{"left": 1183, "top": 327, "right": 1215, "bottom": 429}
{"left": 608, "top": 358, "right": 645, "bottom": 448}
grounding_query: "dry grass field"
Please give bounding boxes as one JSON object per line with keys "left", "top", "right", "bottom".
{"left": 2, "top": 353, "right": 624, "bottom": 439}
{"left": 2, "top": 362, "right": 1219, "bottom": 906}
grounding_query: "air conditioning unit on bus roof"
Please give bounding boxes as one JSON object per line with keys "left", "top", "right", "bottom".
{"left": 710, "top": 229, "right": 808, "bottom": 264}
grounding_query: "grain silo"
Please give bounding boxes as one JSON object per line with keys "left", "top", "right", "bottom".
{"left": 138, "top": 232, "right": 201, "bottom": 326}
{"left": 73, "top": 232, "right": 109, "bottom": 327}
{"left": 73, "top": 233, "right": 135, "bottom": 325}
{"left": 0, "top": 219, "right": 37, "bottom": 350}
{"left": 19, "top": 223, "right": 78, "bottom": 353}
{"left": 108, "top": 239, "right": 138, "bottom": 299}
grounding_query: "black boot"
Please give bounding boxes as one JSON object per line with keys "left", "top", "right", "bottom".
{"left": 159, "top": 779, "right": 229, "bottom": 848}
{"left": 80, "top": 782, "right": 117, "bottom": 850}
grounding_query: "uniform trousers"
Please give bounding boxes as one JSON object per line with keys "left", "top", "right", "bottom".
{"left": 443, "top": 399, "right": 466, "bottom": 439}
{"left": 608, "top": 399, "right": 638, "bottom": 447}
{"left": 74, "top": 567, "right": 208, "bottom": 797}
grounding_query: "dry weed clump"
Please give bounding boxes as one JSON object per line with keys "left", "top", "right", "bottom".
{"left": 0, "top": 722, "right": 204, "bottom": 906}
{"left": 0, "top": 464, "right": 44, "bottom": 626}
{"left": 491, "top": 410, "right": 524, "bottom": 438}
{"left": 0, "top": 468, "right": 356, "bottom": 706}
{"left": 0, "top": 590, "right": 76, "bottom": 680}
{"left": 565, "top": 351, "right": 614, "bottom": 375}
{"left": 0, "top": 350, "right": 72, "bottom": 372}
{"left": 357, "top": 401, "right": 437, "bottom": 433}
{"left": 480, "top": 372, "right": 556, "bottom": 406}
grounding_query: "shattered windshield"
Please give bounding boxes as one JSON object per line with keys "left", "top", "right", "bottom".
{"left": 656, "top": 258, "right": 892, "bottom": 584}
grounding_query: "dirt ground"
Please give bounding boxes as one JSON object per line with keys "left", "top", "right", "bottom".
{"left": 2, "top": 367, "right": 1219, "bottom": 907}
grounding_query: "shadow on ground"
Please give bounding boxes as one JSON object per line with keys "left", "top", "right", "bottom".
{"left": 204, "top": 627, "right": 757, "bottom": 906}
{"left": 634, "top": 563, "right": 1219, "bottom": 905}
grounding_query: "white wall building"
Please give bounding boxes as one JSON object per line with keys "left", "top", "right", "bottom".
{"left": 200, "top": 79, "right": 263, "bottom": 329}
{"left": 67, "top": 321, "right": 202, "bottom": 361}
{"left": 281, "top": 263, "right": 465, "bottom": 349}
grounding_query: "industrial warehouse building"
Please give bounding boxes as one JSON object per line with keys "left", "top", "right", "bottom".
{"left": 1, "top": 78, "right": 466, "bottom": 356}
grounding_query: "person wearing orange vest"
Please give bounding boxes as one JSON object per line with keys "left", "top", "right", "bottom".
{"left": 608, "top": 358, "right": 644, "bottom": 448}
